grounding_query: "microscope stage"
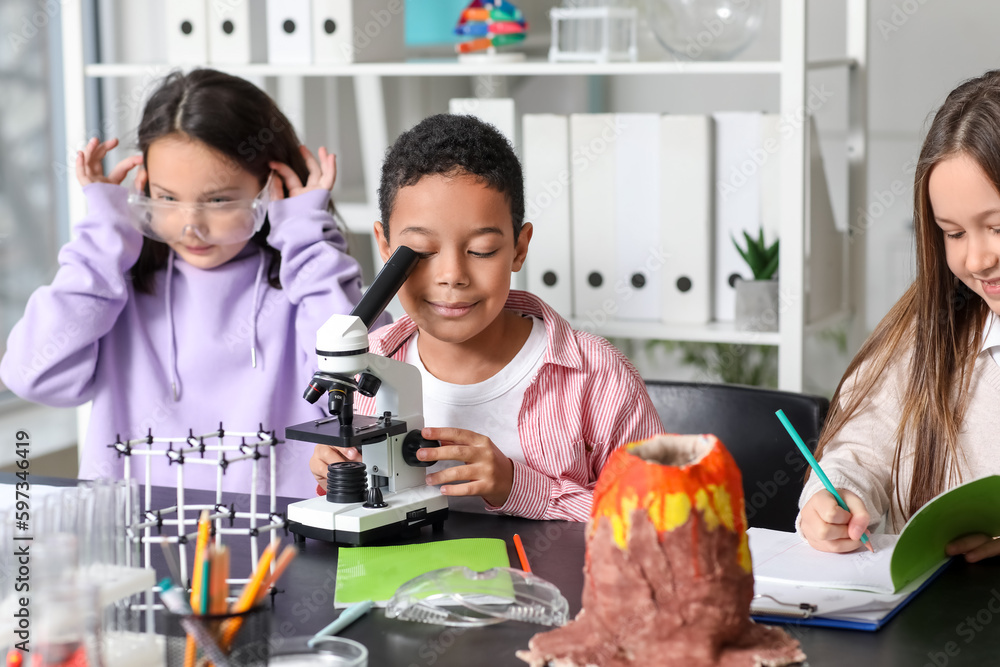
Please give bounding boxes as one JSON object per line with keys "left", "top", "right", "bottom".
{"left": 286, "top": 413, "right": 407, "bottom": 448}
{"left": 287, "top": 485, "right": 449, "bottom": 545}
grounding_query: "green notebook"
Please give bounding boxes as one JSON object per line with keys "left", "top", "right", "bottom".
{"left": 890, "top": 474, "right": 1000, "bottom": 590}
{"left": 334, "top": 538, "right": 511, "bottom": 607}
{"left": 751, "top": 474, "right": 1000, "bottom": 595}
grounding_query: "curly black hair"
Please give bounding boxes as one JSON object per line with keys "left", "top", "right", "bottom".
{"left": 377, "top": 113, "right": 524, "bottom": 241}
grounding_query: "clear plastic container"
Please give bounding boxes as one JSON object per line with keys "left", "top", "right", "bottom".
{"left": 270, "top": 637, "right": 368, "bottom": 666}
{"left": 385, "top": 566, "right": 569, "bottom": 628}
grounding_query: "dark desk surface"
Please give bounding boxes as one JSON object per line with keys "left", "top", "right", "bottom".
{"left": 8, "top": 475, "right": 1000, "bottom": 666}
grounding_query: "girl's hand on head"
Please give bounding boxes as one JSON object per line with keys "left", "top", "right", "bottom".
{"left": 800, "top": 488, "right": 871, "bottom": 553}
{"left": 133, "top": 165, "right": 148, "bottom": 194}
{"left": 308, "top": 442, "right": 362, "bottom": 486}
{"left": 418, "top": 427, "right": 515, "bottom": 508}
{"left": 75, "top": 137, "right": 143, "bottom": 187}
{"left": 946, "top": 533, "right": 1000, "bottom": 563}
{"left": 269, "top": 146, "right": 336, "bottom": 200}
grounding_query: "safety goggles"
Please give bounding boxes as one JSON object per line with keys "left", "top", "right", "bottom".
{"left": 126, "top": 174, "right": 272, "bottom": 246}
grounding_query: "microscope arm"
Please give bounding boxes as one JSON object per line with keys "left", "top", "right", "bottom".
{"left": 365, "top": 355, "right": 424, "bottom": 429}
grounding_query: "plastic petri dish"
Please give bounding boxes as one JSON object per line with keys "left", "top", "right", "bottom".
{"left": 270, "top": 636, "right": 368, "bottom": 667}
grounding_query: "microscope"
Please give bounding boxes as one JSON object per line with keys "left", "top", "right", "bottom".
{"left": 285, "top": 246, "right": 448, "bottom": 545}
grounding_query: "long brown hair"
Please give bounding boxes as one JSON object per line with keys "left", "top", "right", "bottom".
{"left": 132, "top": 68, "right": 310, "bottom": 294}
{"left": 814, "top": 70, "right": 999, "bottom": 520}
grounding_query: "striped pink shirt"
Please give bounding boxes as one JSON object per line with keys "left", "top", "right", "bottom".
{"left": 351, "top": 290, "right": 664, "bottom": 521}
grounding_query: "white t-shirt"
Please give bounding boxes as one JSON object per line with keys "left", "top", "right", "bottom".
{"left": 404, "top": 316, "right": 547, "bottom": 473}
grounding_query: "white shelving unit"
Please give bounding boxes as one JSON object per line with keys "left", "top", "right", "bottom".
{"left": 60, "top": 0, "right": 868, "bottom": 393}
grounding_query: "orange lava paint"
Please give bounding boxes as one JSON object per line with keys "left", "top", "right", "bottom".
{"left": 592, "top": 434, "right": 751, "bottom": 572}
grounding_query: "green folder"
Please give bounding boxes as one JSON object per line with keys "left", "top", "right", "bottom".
{"left": 335, "top": 538, "right": 511, "bottom": 607}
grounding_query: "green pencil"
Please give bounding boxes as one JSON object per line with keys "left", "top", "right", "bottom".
{"left": 200, "top": 545, "right": 211, "bottom": 613}
{"left": 775, "top": 409, "right": 875, "bottom": 553}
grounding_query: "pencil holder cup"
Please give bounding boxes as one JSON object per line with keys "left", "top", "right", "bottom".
{"left": 163, "top": 605, "right": 270, "bottom": 666}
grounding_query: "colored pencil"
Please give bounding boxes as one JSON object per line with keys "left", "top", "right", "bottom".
{"left": 775, "top": 409, "right": 875, "bottom": 553}
{"left": 185, "top": 509, "right": 211, "bottom": 667}
{"left": 219, "top": 538, "right": 280, "bottom": 649}
{"left": 253, "top": 545, "right": 297, "bottom": 606}
{"left": 513, "top": 533, "right": 532, "bottom": 573}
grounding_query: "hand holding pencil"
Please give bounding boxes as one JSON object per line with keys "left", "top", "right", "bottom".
{"left": 799, "top": 487, "right": 875, "bottom": 554}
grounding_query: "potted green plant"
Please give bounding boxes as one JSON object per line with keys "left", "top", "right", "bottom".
{"left": 731, "top": 228, "right": 779, "bottom": 332}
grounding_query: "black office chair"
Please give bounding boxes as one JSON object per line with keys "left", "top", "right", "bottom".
{"left": 643, "top": 380, "right": 829, "bottom": 532}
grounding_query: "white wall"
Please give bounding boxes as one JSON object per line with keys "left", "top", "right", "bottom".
{"left": 862, "top": 0, "right": 1000, "bottom": 327}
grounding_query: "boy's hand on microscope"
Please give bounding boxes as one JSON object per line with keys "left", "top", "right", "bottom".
{"left": 946, "top": 533, "right": 1000, "bottom": 563}
{"left": 269, "top": 146, "right": 336, "bottom": 199}
{"left": 418, "top": 427, "right": 514, "bottom": 508}
{"left": 308, "top": 442, "right": 362, "bottom": 486}
{"left": 76, "top": 137, "right": 143, "bottom": 187}
{"left": 800, "top": 488, "right": 871, "bottom": 553}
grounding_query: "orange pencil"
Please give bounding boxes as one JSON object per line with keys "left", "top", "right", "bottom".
{"left": 219, "top": 538, "right": 280, "bottom": 648}
{"left": 513, "top": 534, "right": 531, "bottom": 574}
{"left": 185, "top": 510, "right": 211, "bottom": 667}
{"left": 254, "top": 545, "right": 297, "bottom": 606}
{"left": 210, "top": 545, "right": 230, "bottom": 615}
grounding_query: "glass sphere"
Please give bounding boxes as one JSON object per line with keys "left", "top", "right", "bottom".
{"left": 643, "top": 0, "right": 766, "bottom": 61}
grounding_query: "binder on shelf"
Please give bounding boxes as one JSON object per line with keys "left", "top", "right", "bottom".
{"left": 208, "top": 0, "right": 266, "bottom": 65}
{"left": 267, "top": 0, "right": 313, "bottom": 65}
{"left": 449, "top": 98, "right": 516, "bottom": 149}
{"left": 523, "top": 114, "right": 573, "bottom": 315}
{"left": 759, "top": 114, "right": 784, "bottom": 244}
{"left": 659, "top": 115, "right": 714, "bottom": 324}
{"left": 312, "top": 0, "right": 352, "bottom": 64}
{"left": 570, "top": 114, "right": 618, "bottom": 324}
{"left": 452, "top": 97, "right": 518, "bottom": 289}
{"left": 165, "top": 0, "right": 209, "bottom": 65}
{"left": 712, "top": 112, "right": 780, "bottom": 322}
{"left": 805, "top": 114, "right": 844, "bottom": 323}
{"left": 613, "top": 113, "right": 662, "bottom": 321}
{"left": 312, "top": 0, "right": 405, "bottom": 64}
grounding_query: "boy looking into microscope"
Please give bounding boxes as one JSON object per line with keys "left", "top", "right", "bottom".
{"left": 309, "top": 114, "right": 663, "bottom": 520}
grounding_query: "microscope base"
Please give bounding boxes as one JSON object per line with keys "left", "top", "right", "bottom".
{"left": 287, "top": 486, "right": 449, "bottom": 546}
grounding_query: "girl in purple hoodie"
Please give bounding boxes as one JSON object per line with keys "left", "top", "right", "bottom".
{"left": 0, "top": 69, "right": 380, "bottom": 497}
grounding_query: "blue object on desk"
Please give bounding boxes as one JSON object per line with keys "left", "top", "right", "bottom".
{"left": 309, "top": 600, "right": 374, "bottom": 648}
{"left": 751, "top": 559, "right": 952, "bottom": 631}
{"left": 775, "top": 408, "right": 872, "bottom": 550}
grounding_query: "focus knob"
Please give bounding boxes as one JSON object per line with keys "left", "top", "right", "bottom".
{"left": 401, "top": 429, "right": 439, "bottom": 467}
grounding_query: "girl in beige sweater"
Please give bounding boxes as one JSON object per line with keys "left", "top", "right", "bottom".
{"left": 798, "top": 70, "right": 1000, "bottom": 563}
